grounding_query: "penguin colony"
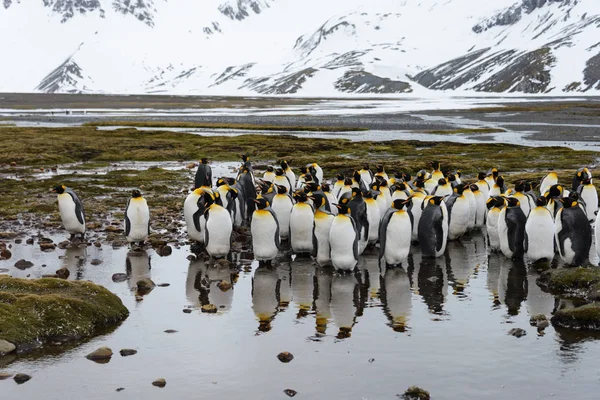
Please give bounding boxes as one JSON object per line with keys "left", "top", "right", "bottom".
{"left": 54, "top": 160, "right": 599, "bottom": 270}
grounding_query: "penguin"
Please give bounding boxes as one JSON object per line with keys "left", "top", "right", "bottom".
{"left": 430, "top": 161, "right": 444, "bottom": 181}
{"left": 498, "top": 197, "right": 527, "bottom": 259}
{"left": 486, "top": 196, "right": 505, "bottom": 252}
{"left": 391, "top": 182, "right": 411, "bottom": 201}
{"left": 447, "top": 173, "right": 459, "bottom": 189}
{"left": 432, "top": 178, "right": 452, "bottom": 198}
{"left": 359, "top": 163, "right": 374, "bottom": 188}
{"left": 307, "top": 163, "right": 324, "bottom": 184}
{"left": 124, "top": 189, "right": 150, "bottom": 246}
{"left": 453, "top": 170, "right": 462, "bottom": 186}
{"left": 577, "top": 177, "right": 598, "bottom": 222}
{"left": 485, "top": 168, "right": 499, "bottom": 189}
{"left": 476, "top": 172, "right": 490, "bottom": 199}
{"left": 352, "top": 170, "right": 368, "bottom": 192}
{"left": 329, "top": 200, "right": 359, "bottom": 271}
{"left": 379, "top": 199, "right": 413, "bottom": 266}
{"left": 262, "top": 166, "right": 276, "bottom": 183}
{"left": 250, "top": 197, "right": 281, "bottom": 264}
{"left": 310, "top": 193, "right": 335, "bottom": 267}
{"left": 271, "top": 184, "right": 294, "bottom": 241}
{"left": 296, "top": 166, "right": 308, "bottom": 190}
{"left": 252, "top": 265, "right": 280, "bottom": 332}
{"left": 330, "top": 274, "right": 359, "bottom": 338}
{"left": 52, "top": 185, "right": 86, "bottom": 241}
{"left": 511, "top": 181, "right": 532, "bottom": 217}
{"left": 409, "top": 191, "right": 426, "bottom": 242}
{"left": 524, "top": 197, "right": 555, "bottom": 263}
{"left": 194, "top": 158, "right": 212, "bottom": 189}
{"left": 424, "top": 176, "right": 439, "bottom": 195}
{"left": 462, "top": 184, "right": 476, "bottom": 232}
{"left": 322, "top": 183, "right": 338, "bottom": 216}
{"left": 381, "top": 267, "right": 412, "bottom": 332}
{"left": 338, "top": 177, "right": 354, "bottom": 201}
{"left": 238, "top": 165, "right": 257, "bottom": 224}
{"left": 372, "top": 182, "right": 389, "bottom": 220}
{"left": 418, "top": 196, "right": 448, "bottom": 258}
{"left": 202, "top": 192, "right": 233, "bottom": 258}
{"left": 184, "top": 188, "right": 208, "bottom": 244}
{"left": 375, "top": 165, "right": 389, "bottom": 182}
{"left": 333, "top": 173, "right": 345, "bottom": 198}
{"left": 572, "top": 167, "right": 592, "bottom": 192}
{"left": 289, "top": 191, "right": 315, "bottom": 254}
{"left": 347, "top": 188, "right": 370, "bottom": 255}
{"left": 544, "top": 184, "right": 564, "bottom": 217}
{"left": 377, "top": 178, "right": 393, "bottom": 208}
{"left": 540, "top": 172, "right": 558, "bottom": 197}
{"left": 445, "top": 184, "right": 471, "bottom": 241}
{"left": 280, "top": 160, "right": 296, "bottom": 190}
{"left": 555, "top": 197, "right": 592, "bottom": 266}
{"left": 595, "top": 209, "right": 600, "bottom": 261}
{"left": 471, "top": 184, "right": 487, "bottom": 228}
{"left": 273, "top": 168, "right": 292, "bottom": 194}
{"left": 363, "top": 189, "right": 381, "bottom": 245}
{"left": 489, "top": 175, "right": 507, "bottom": 198}
{"left": 414, "top": 169, "right": 430, "bottom": 189}
{"left": 215, "top": 178, "right": 238, "bottom": 220}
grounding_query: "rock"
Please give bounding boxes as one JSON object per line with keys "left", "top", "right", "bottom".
{"left": 186, "top": 255, "right": 196, "bottom": 261}
{"left": 157, "top": 283, "right": 170, "bottom": 287}
{"left": 13, "top": 373, "right": 32, "bottom": 384}
{"left": 217, "top": 281, "right": 232, "bottom": 292}
{"left": 94, "top": 242, "right": 102, "bottom": 248}
{"left": 55, "top": 268, "right": 70, "bottom": 280}
{"left": 40, "top": 242, "right": 56, "bottom": 251}
{"left": 284, "top": 389, "right": 297, "bottom": 397}
{"left": 186, "top": 162, "right": 197, "bottom": 169}
{"left": 90, "top": 259, "right": 103, "bottom": 266}
{"left": 277, "top": 352, "right": 294, "bottom": 363}
{"left": 105, "top": 226, "right": 123, "bottom": 233}
{"left": 157, "top": 245, "right": 172, "bottom": 257}
{"left": 402, "top": 386, "right": 430, "bottom": 400}
{"left": 508, "top": 328, "right": 527, "bottom": 338}
{"left": 215, "top": 259, "right": 231, "bottom": 268}
{"left": 183, "top": 309, "right": 193, "bottom": 314}
{"left": 201, "top": 304, "right": 218, "bottom": 313}
{"left": 116, "top": 388, "right": 125, "bottom": 392}
{"left": 0, "top": 339, "right": 16, "bottom": 356}
{"left": 164, "top": 329, "right": 178, "bottom": 334}
{"left": 0, "top": 372, "right": 13, "bottom": 380}
{"left": 14, "top": 259, "right": 34, "bottom": 270}
{"left": 57, "top": 241, "right": 70, "bottom": 249}
{"left": 135, "top": 295, "right": 144, "bottom": 302}
{"left": 136, "top": 278, "right": 156, "bottom": 295}
{"left": 25, "top": 238, "right": 34, "bottom": 245}
{"left": 152, "top": 378, "right": 166, "bottom": 388}
{"left": 0, "top": 249, "right": 12, "bottom": 260}
{"left": 86, "top": 347, "right": 113, "bottom": 362}
{"left": 551, "top": 302, "right": 600, "bottom": 330}
{"left": 530, "top": 314, "right": 549, "bottom": 328}
{"left": 537, "top": 267, "right": 600, "bottom": 301}
{"left": 119, "top": 349, "right": 137, "bottom": 357}
{"left": 112, "top": 273, "right": 128, "bottom": 283}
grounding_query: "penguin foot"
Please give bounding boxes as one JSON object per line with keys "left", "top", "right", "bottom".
{"left": 69, "top": 234, "right": 76, "bottom": 242}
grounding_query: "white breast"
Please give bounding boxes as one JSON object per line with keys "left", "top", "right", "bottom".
{"left": 486, "top": 208, "right": 501, "bottom": 250}
{"left": 251, "top": 211, "right": 279, "bottom": 261}
{"left": 272, "top": 195, "right": 293, "bottom": 240}
{"left": 365, "top": 199, "right": 381, "bottom": 244}
{"left": 473, "top": 191, "right": 487, "bottom": 228}
{"left": 497, "top": 207, "right": 512, "bottom": 258}
{"left": 126, "top": 198, "right": 150, "bottom": 242}
{"left": 314, "top": 212, "right": 335, "bottom": 267}
{"left": 581, "top": 185, "right": 598, "bottom": 222}
{"left": 384, "top": 211, "right": 412, "bottom": 265}
{"left": 525, "top": 207, "right": 555, "bottom": 262}
{"left": 184, "top": 192, "right": 204, "bottom": 243}
{"left": 448, "top": 196, "right": 470, "bottom": 241}
{"left": 329, "top": 216, "right": 358, "bottom": 271}
{"left": 205, "top": 205, "right": 233, "bottom": 258}
{"left": 58, "top": 193, "right": 85, "bottom": 234}
{"left": 290, "top": 203, "right": 315, "bottom": 253}
{"left": 463, "top": 189, "right": 476, "bottom": 230}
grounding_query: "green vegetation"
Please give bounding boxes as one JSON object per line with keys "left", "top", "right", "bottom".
{"left": 402, "top": 386, "right": 431, "bottom": 400}
{"left": 421, "top": 127, "right": 506, "bottom": 134}
{"left": 537, "top": 267, "right": 600, "bottom": 301}
{"left": 0, "top": 276, "right": 129, "bottom": 349}
{"left": 552, "top": 303, "right": 600, "bottom": 331}
{"left": 84, "top": 121, "right": 368, "bottom": 132}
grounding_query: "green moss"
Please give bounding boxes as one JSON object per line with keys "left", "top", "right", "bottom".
{"left": 403, "top": 386, "right": 431, "bottom": 400}
{"left": 0, "top": 276, "right": 129, "bottom": 349}
{"left": 84, "top": 121, "right": 368, "bottom": 132}
{"left": 537, "top": 267, "right": 600, "bottom": 300}
{"left": 551, "top": 303, "right": 600, "bottom": 331}
{"left": 420, "top": 127, "right": 506, "bottom": 134}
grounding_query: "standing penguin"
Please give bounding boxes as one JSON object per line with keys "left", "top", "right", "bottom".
{"left": 347, "top": 188, "right": 370, "bottom": 255}
{"left": 486, "top": 196, "right": 506, "bottom": 252}
{"left": 485, "top": 168, "right": 499, "bottom": 189}
{"left": 462, "top": 184, "right": 477, "bottom": 232}
{"left": 572, "top": 167, "right": 592, "bottom": 192}
{"left": 511, "top": 181, "right": 532, "bottom": 217}
{"left": 311, "top": 193, "right": 335, "bottom": 267}
{"left": 322, "top": 183, "right": 338, "bottom": 216}
{"left": 307, "top": 163, "right": 324, "bottom": 185}
{"left": 184, "top": 188, "right": 209, "bottom": 244}
{"left": 409, "top": 191, "right": 427, "bottom": 242}
{"left": 262, "top": 166, "right": 276, "bottom": 183}
{"left": 540, "top": 172, "right": 558, "bottom": 197}
{"left": 363, "top": 189, "right": 381, "bottom": 245}
{"left": 271, "top": 185, "right": 294, "bottom": 241}
{"left": 476, "top": 172, "right": 490, "bottom": 199}
{"left": 577, "top": 178, "right": 598, "bottom": 222}
{"left": 498, "top": 197, "right": 527, "bottom": 260}
{"left": 273, "top": 168, "right": 292, "bottom": 194}
{"left": 471, "top": 184, "right": 487, "bottom": 228}
{"left": 238, "top": 165, "right": 257, "bottom": 224}
{"left": 52, "top": 185, "right": 86, "bottom": 241}
{"left": 333, "top": 173, "right": 345, "bottom": 198}
{"left": 489, "top": 176, "right": 507, "bottom": 198}
{"left": 430, "top": 161, "right": 444, "bottom": 181}
{"left": 555, "top": 197, "right": 593, "bottom": 266}
{"left": 418, "top": 196, "right": 448, "bottom": 258}
{"left": 432, "top": 178, "right": 452, "bottom": 198}
{"left": 203, "top": 192, "right": 233, "bottom": 258}
{"left": 445, "top": 185, "right": 471, "bottom": 241}
{"left": 391, "top": 182, "right": 411, "bottom": 201}
{"left": 359, "top": 164, "right": 374, "bottom": 188}
{"left": 250, "top": 198, "right": 281, "bottom": 265}
{"left": 524, "top": 197, "right": 555, "bottom": 263}
{"left": 329, "top": 200, "right": 359, "bottom": 271}
{"left": 289, "top": 191, "right": 315, "bottom": 254}
{"left": 379, "top": 199, "right": 413, "bottom": 266}
{"left": 375, "top": 165, "right": 389, "bottom": 182}
{"left": 194, "top": 158, "right": 212, "bottom": 189}
{"left": 124, "top": 189, "right": 150, "bottom": 246}
{"left": 280, "top": 160, "right": 296, "bottom": 190}
{"left": 595, "top": 209, "right": 600, "bottom": 261}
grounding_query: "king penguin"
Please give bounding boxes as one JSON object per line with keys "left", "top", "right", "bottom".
{"left": 359, "top": 164, "right": 374, "bottom": 188}
{"left": 489, "top": 175, "right": 507, "bottom": 198}
{"left": 462, "top": 184, "right": 477, "bottom": 232}
{"left": 485, "top": 168, "right": 499, "bottom": 189}
{"left": 310, "top": 193, "right": 335, "bottom": 267}
{"left": 238, "top": 165, "right": 257, "bottom": 224}
{"left": 273, "top": 168, "right": 292, "bottom": 194}
{"left": 511, "top": 181, "right": 532, "bottom": 217}
{"left": 445, "top": 184, "right": 471, "bottom": 241}
{"left": 471, "top": 184, "right": 487, "bottom": 228}
{"left": 363, "top": 189, "right": 381, "bottom": 245}
{"left": 184, "top": 187, "right": 209, "bottom": 244}
{"left": 271, "top": 184, "right": 294, "bottom": 241}
{"left": 347, "top": 188, "right": 370, "bottom": 254}
{"left": 540, "top": 172, "right": 558, "bottom": 197}
{"left": 333, "top": 173, "right": 345, "bottom": 198}
{"left": 280, "top": 160, "right": 296, "bottom": 190}
{"left": 52, "top": 185, "right": 86, "bottom": 241}
{"left": 577, "top": 177, "right": 598, "bottom": 222}
{"left": 262, "top": 166, "right": 276, "bottom": 183}
{"left": 571, "top": 167, "right": 591, "bottom": 192}
{"left": 430, "top": 161, "right": 444, "bottom": 181}
{"left": 476, "top": 172, "right": 490, "bottom": 199}
{"left": 486, "top": 196, "right": 506, "bottom": 252}
{"left": 250, "top": 197, "right": 281, "bottom": 265}
{"left": 524, "top": 197, "right": 555, "bottom": 263}
{"left": 290, "top": 191, "right": 315, "bottom": 254}
{"left": 379, "top": 199, "right": 413, "bottom": 266}
{"left": 322, "top": 183, "right": 339, "bottom": 216}
{"left": 555, "top": 197, "right": 592, "bottom": 266}
{"left": 194, "top": 158, "right": 212, "bottom": 189}
{"left": 409, "top": 191, "right": 427, "bottom": 242}
{"left": 329, "top": 200, "right": 359, "bottom": 271}
{"left": 418, "top": 196, "right": 448, "bottom": 258}
{"left": 498, "top": 197, "right": 527, "bottom": 260}
{"left": 124, "top": 189, "right": 150, "bottom": 246}
{"left": 375, "top": 165, "right": 389, "bottom": 182}
{"left": 202, "top": 191, "right": 233, "bottom": 258}
{"left": 432, "top": 178, "right": 452, "bottom": 198}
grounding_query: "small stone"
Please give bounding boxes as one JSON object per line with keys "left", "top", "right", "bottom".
{"left": 0, "top": 339, "right": 16, "bottom": 356}
{"left": 217, "top": 281, "right": 232, "bottom": 292}
{"left": 0, "top": 372, "right": 13, "bottom": 380}
{"left": 86, "top": 347, "right": 113, "bottom": 362}
{"left": 152, "top": 378, "right": 166, "bottom": 388}
{"left": 284, "top": 389, "right": 297, "bottom": 397}
{"left": 112, "top": 273, "right": 128, "bottom": 283}
{"left": 186, "top": 162, "right": 197, "bottom": 169}
{"left": 57, "top": 241, "right": 70, "bottom": 249}
{"left": 14, "top": 259, "right": 34, "bottom": 270}
{"left": 157, "top": 283, "right": 170, "bottom": 287}
{"left": 0, "top": 249, "right": 11, "bottom": 260}
{"left": 40, "top": 242, "right": 56, "bottom": 251}
{"left": 508, "top": 328, "right": 527, "bottom": 338}
{"left": 13, "top": 374, "right": 31, "bottom": 385}
{"left": 186, "top": 254, "right": 196, "bottom": 261}
{"left": 135, "top": 295, "right": 144, "bottom": 302}
{"left": 55, "top": 268, "right": 70, "bottom": 280}
{"left": 183, "top": 309, "right": 193, "bottom": 314}
{"left": 25, "top": 238, "right": 34, "bottom": 245}
{"left": 402, "top": 386, "right": 430, "bottom": 400}
{"left": 164, "top": 329, "right": 178, "bottom": 334}
{"left": 90, "top": 259, "right": 103, "bottom": 266}
{"left": 136, "top": 278, "right": 156, "bottom": 295}
{"left": 116, "top": 388, "right": 125, "bottom": 392}
{"left": 94, "top": 242, "right": 102, "bottom": 248}
{"left": 530, "top": 314, "right": 548, "bottom": 328}
{"left": 157, "top": 245, "right": 172, "bottom": 257}
{"left": 277, "top": 352, "right": 294, "bottom": 363}
{"left": 201, "top": 304, "right": 218, "bottom": 313}
{"left": 119, "top": 349, "right": 137, "bottom": 357}
{"left": 537, "top": 320, "right": 550, "bottom": 330}
{"left": 368, "top": 358, "right": 375, "bottom": 363}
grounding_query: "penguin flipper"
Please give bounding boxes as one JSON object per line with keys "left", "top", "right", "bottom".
{"left": 193, "top": 208, "right": 204, "bottom": 233}
{"left": 268, "top": 209, "right": 282, "bottom": 250}
{"left": 350, "top": 217, "right": 360, "bottom": 262}
{"left": 67, "top": 189, "right": 85, "bottom": 225}
{"left": 378, "top": 210, "right": 394, "bottom": 259}
{"left": 204, "top": 211, "right": 210, "bottom": 248}
{"left": 124, "top": 198, "right": 131, "bottom": 237}
{"left": 435, "top": 210, "right": 445, "bottom": 252}
{"left": 523, "top": 230, "right": 529, "bottom": 253}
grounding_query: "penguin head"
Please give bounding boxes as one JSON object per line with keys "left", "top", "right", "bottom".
{"left": 392, "top": 199, "right": 409, "bottom": 210}
{"left": 131, "top": 189, "right": 142, "bottom": 198}
{"left": 228, "top": 188, "right": 239, "bottom": 201}
{"left": 478, "top": 172, "right": 486, "bottom": 181}
{"left": 266, "top": 166, "right": 274, "bottom": 173}
{"left": 362, "top": 163, "right": 370, "bottom": 171}
{"left": 576, "top": 167, "right": 590, "bottom": 181}
{"left": 486, "top": 196, "right": 506, "bottom": 209}
{"left": 321, "top": 183, "right": 331, "bottom": 193}
{"left": 52, "top": 185, "right": 66, "bottom": 194}
{"left": 351, "top": 187, "right": 362, "bottom": 198}
{"left": 453, "top": 185, "right": 465, "bottom": 195}
{"left": 253, "top": 197, "right": 270, "bottom": 210}
{"left": 428, "top": 196, "right": 444, "bottom": 206}
{"left": 455, "top": 170, "right": 462, "bottom": 178}
{"left": 201, "top": 158, "right": 208, "bottom": 164}
{"left": 415, "top": 179, "right": 425, "bottom": 189}
{"left": 431, "top": 161, "right": 440, "bottom": 170}
{"left": 241, "top": 154, "right": 249, "bottom": 162}
{"left": 560, "top": 197, "right": 578, "bottom": 208}
{"left": 446, "top": 173, "right": 456, "bottom": 183}
{"left": 201, "top": 191, "right": 215, "bottom": 207}
{"left": 310, "top": 193, "right": 327, "bottom": 209}
{"left": 216, "top": 178, "right": 228, "bottom": 187}
{"left": 505, "top": 197, "right": 520, "bottom": 208}
{"left": 402, "top": 172, "right": 412, "bottom": 182}
{"left": 363, "top": 190, "right": 374, "bottom": 199}
{"left": 546, "top": 184, "right": 563, "bottom": 198}
{"left": 395, "top": 182, "right": 407, "bottom": 192}
{"left": 496, "top": 176, "right": 505, "bottom": 187}
{"left": 299, "top": 166, "right": 308, "bottom": 174}
{"left": 280, "top": 160, "right": 289, "bottom": 170}
{"left": 417, "top": 169, "right": 428, "bottom": 179}
{"left": 375, "top": 176, "right": 388, "bottom": 186}
{"left": 583, "top": 177, "right": 592, "bottom": 185}
{"left": 491, "top": 168, "right": 499, "bottom": 178}
{"left": 376, "top": 165, "right": 385, "bottom": 173}
{"left": 470, "top": 184, "right": 479, "bottom": 193}
{"left": 304, "top": 183, "right": 320, "bottom": 193}
{"left": 336, "top": 198, "right": 351, "bottom": 215}
{"left": 514, "top": 181, "right": 525, "bottom": 192}
{"left": 344, "top": 177, "right": 353, "bottom": 186}
{"left": 304, "top": 173, "right": 314, "bottom": 183}
{"left": 524, "top": 181, "right": 533, "bottom": 192}
{"left": 535, "top": 197, "right": 547, "bottom": 207}
{"left": 353, "top": 170, "right": 361, "bottom": 182}
{"left": 293, "top": 191, "right": 308, "bottom": 203}
{"left": 437, "top": 178, "right": 447, "bottom": 186}
{"left": 336, "top": 173, "right": 344, "bottom": 181}
{"left": 275, "top": 184, "right": 288, "bottom": 195}
{"left": 275, "top": 168, "right": 284, "bottom": 176}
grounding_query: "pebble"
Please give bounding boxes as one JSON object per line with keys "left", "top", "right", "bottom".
{"left": 40, "top": 242, "right": 56, "bottom": 251}
{"left": 116, "top": 388, "right": 125, "bottom": 392}
{"left": 86, "top": 347, "right": 113, "bottom": 362}
{"left": 164, "top": 329, "right": 178, "bottom": 334}
{"left": 277, "top": 352, "right": 294, "bottom": 363}
{"left": 157, "top": 245, "right": 173, "bottom": 257}
{"left": 119, "top": 349, "right": 138, "bottom": 357}
{"left": 112, "top": 273, "right": 128, "bottom": 283}
{"left": 55, "top": 268, "right": 70, "bottom": 279}
{"left": 201, "top": 304, "right": 218, "bottom": 313}
{"left": 0, "top": 339, "right": 16, "bottom": 356}
{"left": 152, "top": 378, "right": 166, "bottom": 388}
{"left": 508, "top": 328, "right": 527, "bottom": 338}
{"left": 14, "top": 259, "right": 34, "bottom": 270}
{"left": 157, "top": 283, "right": 170, "bottom": 287}
{"left": 0, "top": 372, "right": 13, "bottom": 380}
{"left": 0, "top": 249, "right": 11, "bottom": 260}
{"left": 13, "top": 374, "right": 32, "bottom": 384}
{"left": 284, "top": 389, "right": 297, "bottom": 397}
{"left": 90, "top": 259, "right": 103, "bottom": 266}
{"left": 217, "top": 281, "right": 232, "bottom": 292}
{"left": 183, "top": 309, "right": 193, "bottom": 314}
{"left": 136, "top": 278, "right": 156, "bottom": 294}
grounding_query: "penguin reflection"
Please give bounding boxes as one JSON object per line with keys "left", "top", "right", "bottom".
{"left": 486, "top": 253, "right": 503, "bottom": 309}
{"left": 185, "top": 259, "right": 235, "bottom": 312}
{"left": 185, "top": 258, "right": 208, "bottom": 307}
{"left": 252, "top": 265, "right": 281, "bottom": 333}
{"left": 445, "top": 241, "right": 472, "bottom": 296}
{"left": 277, "top": 261, "right": 292, "bottom": 311}
{"left": 417, "top": 257, "right": 447, "bottom": 315}
{"left": 499, "top": 258, "right": 527, "bottom": 316}
{"left": 126, "top": 250, "right": 151, "bottom": 290}
{"left": 330, "top": 273, "right": 360, "bottom": 339}
{"left": 291, "top": 258, "right": 315, "bottom": 318}
{"left": 526, "top": 266, "right": 555, "bottom": 318}
{"left": 380, "top": 267, "right": 412, "bottom": 332}
{"left": 359, "top": 253, "right": 382, "bottom": 303}
{"left": 314, "top": 266, "right": 333, "bottom": 335}
{"left": 62, "top": 244, "right": 88, "bottom": 280}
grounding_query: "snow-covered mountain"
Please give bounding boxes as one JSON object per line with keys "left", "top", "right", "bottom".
{"left": 1, "top": 0, "right": 599, "bottom": 95}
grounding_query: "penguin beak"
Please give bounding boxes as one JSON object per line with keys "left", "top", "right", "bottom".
{"left": 50, "top": 188, "right": 57, "bottom": 193}
{"left": 252, "top": 199, "right": 260, "bottom": 204}
{"left": 334, "top": 204, "right": 342, "bottom": 210}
